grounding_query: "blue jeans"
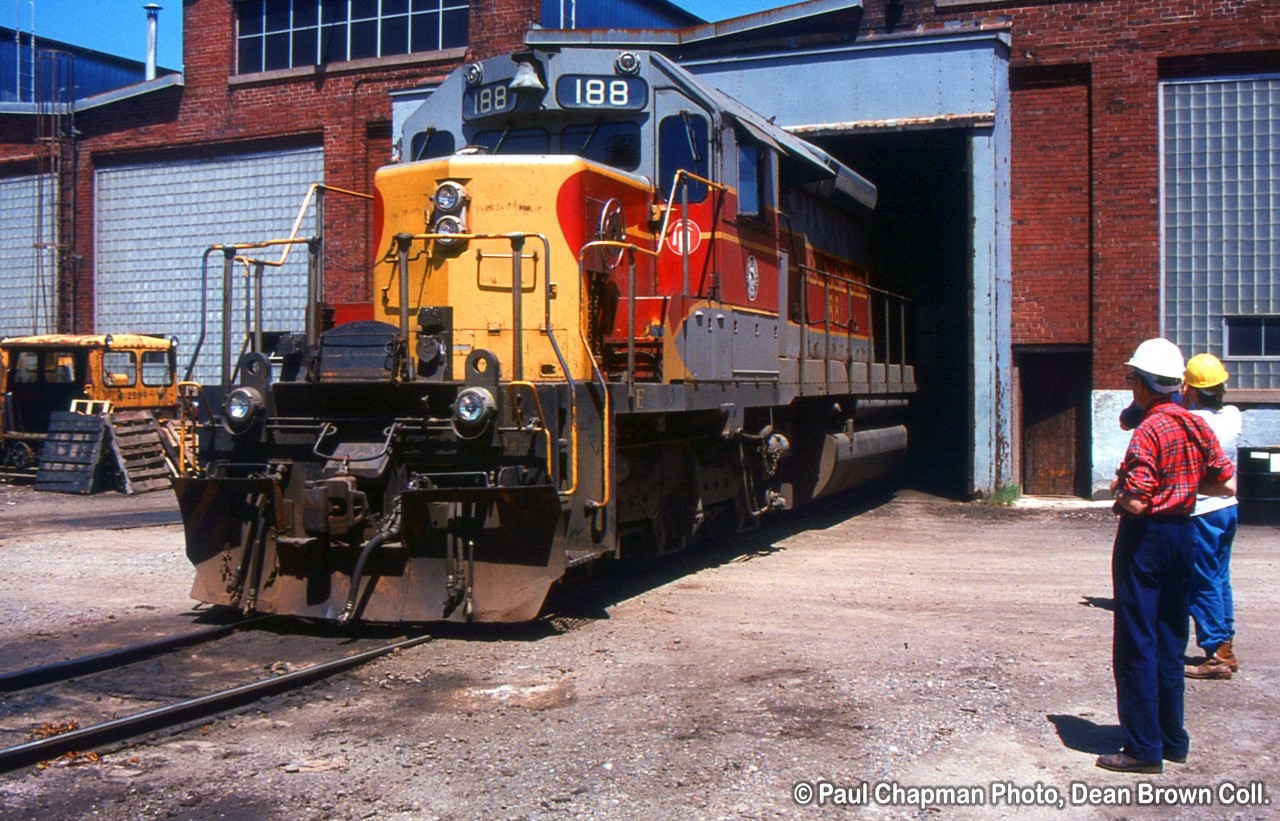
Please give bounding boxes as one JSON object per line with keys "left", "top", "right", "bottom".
{"left": 1189, "top": 505, "right": 1238, "bottom": 651}
{"left": 1112, "top": 516, "right": 1194, "bottom": 762}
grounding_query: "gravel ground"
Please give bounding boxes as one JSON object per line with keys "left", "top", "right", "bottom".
{"left": 0, "top": 482, "right": 1277, "bottom": 820}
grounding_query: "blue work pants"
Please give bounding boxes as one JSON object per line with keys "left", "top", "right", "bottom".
{"left": 1111, "top": 516, "right": 1194, "bottom": 763}
{"left": 1189, "top": 506, "right": 1238, "bottom": 652}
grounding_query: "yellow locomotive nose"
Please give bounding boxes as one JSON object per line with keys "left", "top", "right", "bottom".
{"left": 373, "top": 154, "right": 648, "bottom": 386}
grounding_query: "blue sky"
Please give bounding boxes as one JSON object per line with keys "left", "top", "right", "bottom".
{"left": 14, "top": 1, "right": 184, "bottom": 68}
{"left": 18, "top": 1, "right": 796, "bottom": 71}
{"left": 672, "top": 1, "right": 795, "bottom": 21}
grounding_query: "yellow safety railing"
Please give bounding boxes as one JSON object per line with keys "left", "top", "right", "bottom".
{"left": 175, "top": 380, "right": 208, "bottom": 477}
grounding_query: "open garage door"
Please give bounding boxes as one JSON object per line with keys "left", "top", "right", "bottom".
{"left": 817, "top": 129, "right": 975, "bottom": 498}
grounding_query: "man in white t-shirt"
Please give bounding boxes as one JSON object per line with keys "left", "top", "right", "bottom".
{"left": 1181, "top": 353, "right": 1242, "bottom": 680}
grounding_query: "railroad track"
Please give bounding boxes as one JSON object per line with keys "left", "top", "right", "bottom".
{"left": 0, "top": 620, "right": 431, "bottom": 773}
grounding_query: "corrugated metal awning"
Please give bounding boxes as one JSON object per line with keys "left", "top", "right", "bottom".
{"left": 651, "top": 52, "right": 877, "bottom": 210}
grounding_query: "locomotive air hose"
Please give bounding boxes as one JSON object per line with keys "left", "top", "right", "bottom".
{"left": 337, "top": 497, "right": 403, "bottom": 626}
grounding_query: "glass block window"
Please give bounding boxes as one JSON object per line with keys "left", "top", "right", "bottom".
{"left": 1161, "top": 75, "right": 1280, "bottom": 389}
{"left": 237, "top": 0, "right": 468, "bottom": 74}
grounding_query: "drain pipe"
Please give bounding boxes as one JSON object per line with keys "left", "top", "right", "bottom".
{"left": 337, "top": 496, "right": 403, "bottom": 625}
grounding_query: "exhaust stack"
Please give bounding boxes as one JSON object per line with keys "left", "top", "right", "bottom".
{"left": 144, "top": 3, "right": 161, "bottom": 80}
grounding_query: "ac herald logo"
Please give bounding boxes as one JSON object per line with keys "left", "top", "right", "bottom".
{"left": 667, "top": 219, "right": 702, "bottom": 256}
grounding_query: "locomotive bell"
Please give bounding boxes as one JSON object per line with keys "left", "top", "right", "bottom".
{"left": 509, "top": 59, "right": 545, "bottom": 92}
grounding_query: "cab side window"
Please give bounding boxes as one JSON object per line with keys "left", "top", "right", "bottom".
{"left": 103, "top": 351, "right": 137, "bottom": 387}
{"left": 737, "top": 137, "right": 764, "bottom": 219}
{"left": 659, "top": 112, "right": 709, "bottom": 203}
{"left": 13, "top": 352, "right": 39, "bottom": 383}
{"left": 141, "top": 351, "right": 174, "bottom": 387}
{"left": 47, "top": 353, "right": 77, "bottom": 384}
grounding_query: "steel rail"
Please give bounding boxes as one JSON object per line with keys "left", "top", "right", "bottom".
{"left": 0, "top": 616, "right": 275, "bottom": 693}
{"left": 0, "top": 633, "right": 433, "bottom": 774}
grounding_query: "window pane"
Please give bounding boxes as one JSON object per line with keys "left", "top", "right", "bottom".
{"left": 238, "top": 35, "right": 265, "bottom": 73}
{"left": 349, "top": 19, "right": 377, "bottom": 59}
{"left": 1227, "top": 317, "right": 1263, "bottom": 356}
{"left": 350, "top": 0, "right": 379, "bottom": 19}
{"left": 48, "top": 353, "right": 77, "bottom": 383}
{"left": 14, "top": 352, "right": 39, "bottom": 383}
{"left": 441, "top": 8, "right": 467, "bottom": 48}
{"left": 294, "top": 0, "right": 319, "bottom": 27}
{"left": 658, "top": 114, "right": 709, "bottom": 203}
{"left": 264, "top": 0, "right": 292, "bottom": 32}
{"left": 1266, "top": 318, "right": 1280, "bottom": 357}
{"left": 738, "top": 140, "right": 760, "bottom": 216}
{"left": 473, "top": 129, "right": 549, "bottom": 154}
{"left": 293, "top": 28, "right": 318, "bottom": 65}
{"left": 411, "top": 11, "right": 439, "bottom": 52}
{"left": 239, "top": 0, "right": 265, "bottom": 35}
{"left": 562, "top": 122, "right": 641, "bottom": 171}
{"left": 320, "top": 22, "right": 347, "bottom": 61}
{"left": 381, "top": 15, "right": 409, "bottom": 55}
{"left": 141, "top": 351, "right": 173, "bottom": 387}
{"left": 103, "top": 352, "right": 137, "bottom": 387}
{"left": 321, "top": 0, "right": 347, "bottom": 24}
{"left": 410, "top": 130, "right": 456, "bottom": 161}
{"left": 384, "top": 0, "right": 409, "bottom": 13}
{"left": 264, "top": 31, "right": 291, "bottom": 70}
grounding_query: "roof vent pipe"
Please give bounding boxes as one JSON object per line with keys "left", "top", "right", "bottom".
{"left": 144, "top": 3, "right": 161, "bottom": 81}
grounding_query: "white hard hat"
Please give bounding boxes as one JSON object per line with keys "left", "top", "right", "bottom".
{"left": 1125, "top": 337, "right": 1185, "bottom": 381}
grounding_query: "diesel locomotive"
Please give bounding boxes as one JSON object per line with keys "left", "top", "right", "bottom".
{"left": 174, "top": 47, "right": 916, "bottom": 623}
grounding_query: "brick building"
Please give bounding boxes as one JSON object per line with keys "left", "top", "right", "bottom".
{"left": 1, "top": 0, "right": 1277, "bottom": 497}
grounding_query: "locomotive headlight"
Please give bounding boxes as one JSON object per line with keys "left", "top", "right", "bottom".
{"left": 433, "top": 181, "right": 468, "bottom": 213}
{"left": 452, "top": 387, "right": 496, "bottom": 438}
{"left": 223, "top": 386, "right": 264, "bottom": 434}
{"left": 432, "top": 214, "right": 466, "bottom": 247}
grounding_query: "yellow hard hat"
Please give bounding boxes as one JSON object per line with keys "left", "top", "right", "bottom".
{"left": 1184, "top": 353, "right": 1229, "bottom": 390}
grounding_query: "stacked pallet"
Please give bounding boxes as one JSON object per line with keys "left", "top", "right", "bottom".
{"left": 34, "top": 410, "right": 174, "bottom": 495}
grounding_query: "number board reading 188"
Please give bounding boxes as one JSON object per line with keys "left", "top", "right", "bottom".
{"left": 555, "top": 76, "right": 648, "bottom": 111}
{"left": 463, "top": 82, "right": 518, "bottom": 120}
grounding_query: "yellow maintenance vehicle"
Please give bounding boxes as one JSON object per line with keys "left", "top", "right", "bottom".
{"left": 0, "top": 333, "right": 180, "bottom": 492}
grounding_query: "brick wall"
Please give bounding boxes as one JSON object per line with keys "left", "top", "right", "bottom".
{"left": 466, "top": 0, "right": 541, "bottom": 62}
{"left": 1009, "top": 65, "right": 1090, "bottom": 347}
{"left": 973, "top": 0, "right": 1280, "bottom": 385}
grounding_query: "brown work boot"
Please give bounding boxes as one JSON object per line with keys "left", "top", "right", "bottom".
{"left": 1216, "top": 640, "right": 1240, "bottom": 672}
{"left": 1185, "top": 645, "right": 1234, "bottom": 680}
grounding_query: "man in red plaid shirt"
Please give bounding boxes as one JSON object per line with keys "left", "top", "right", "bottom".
{"left": 1098, "top": 338, "right": 1236, "bottom": 774}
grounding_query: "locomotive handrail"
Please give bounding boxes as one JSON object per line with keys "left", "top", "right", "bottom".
{"left": 789, "top": 262, "right": 913, "bottom": 394}
{"left": 576, "top": 239, "right": 664, "bottom": 511}
{"left": 174, "top": 380, "right": 208, "bottom": 477}
{"left": 187, "top": 183, "right": 371, "bottom": 388}
{"left": 506, "top": 381, "right": 560, "bottom": 493}
{"left": 794, "top": 262, "right": 912, "bottom": 302}
{"left": 310, "top": 422, "right": 399, "bottom": 465}
{"left": 657, "top": 170, "right": 726, "bottom": 297}
{"left": 390, "top": 231, "right": 580, "bottom": 502}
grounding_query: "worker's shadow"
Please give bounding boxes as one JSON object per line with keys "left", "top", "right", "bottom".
{"left": 1047, "top": 714, "right": 1124, "bottom": 755}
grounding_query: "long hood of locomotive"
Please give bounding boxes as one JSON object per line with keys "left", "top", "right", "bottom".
{"left": 372, "top": 155, "right": 652, "bottom": 384}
